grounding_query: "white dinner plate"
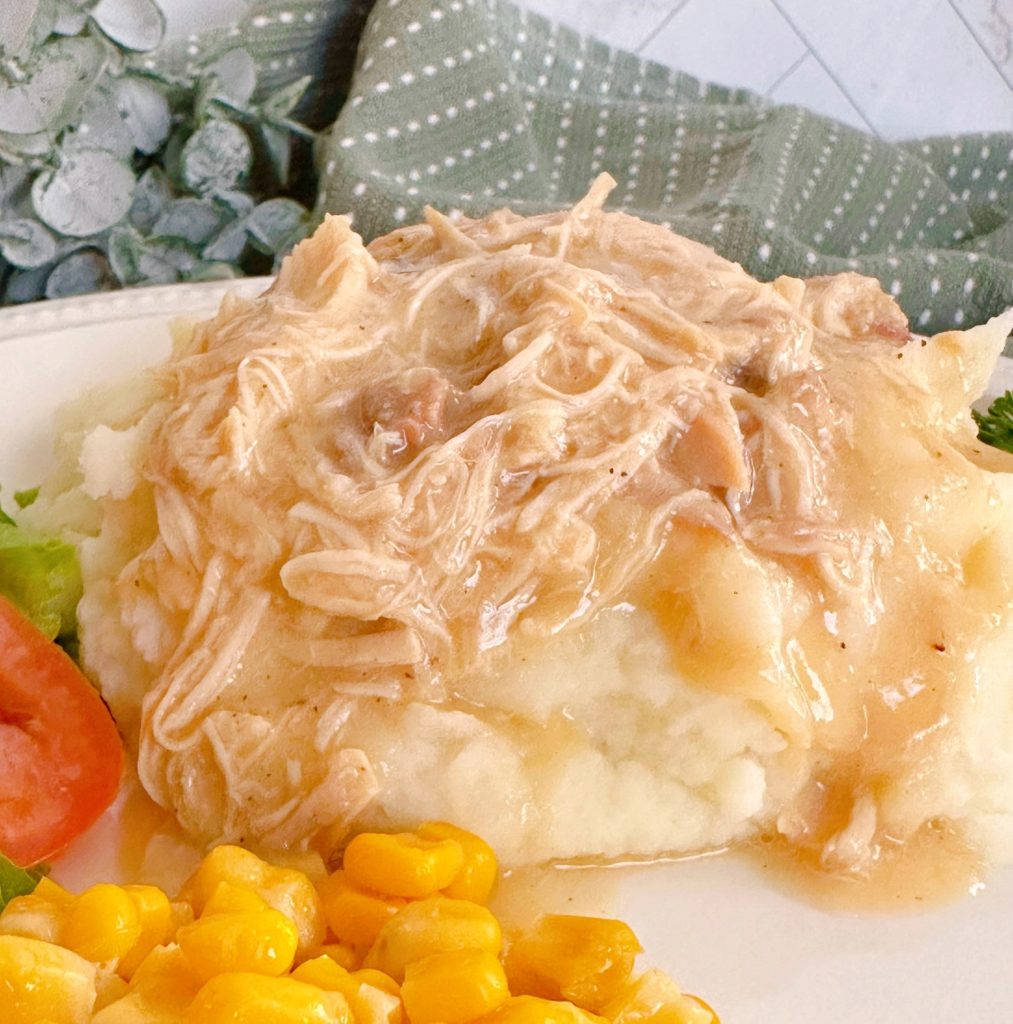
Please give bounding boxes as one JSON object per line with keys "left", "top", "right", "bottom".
{"left": 1, "top": 282, "right": 1011, "bottom": 1024}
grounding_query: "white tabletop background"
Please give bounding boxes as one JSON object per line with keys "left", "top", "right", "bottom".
{"left": 163, "top": 0, "right": 1013, "bottom": 138}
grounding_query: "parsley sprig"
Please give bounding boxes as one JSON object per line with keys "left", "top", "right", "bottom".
{"left": 974, "top": 391, "right": 1013, "bottom": 454}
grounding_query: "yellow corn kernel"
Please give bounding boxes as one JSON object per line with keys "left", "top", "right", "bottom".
{"left": 267, "top": 848, "right": 329, "bottom": 884}
{"left": 182, "top": 845, "right": 325, "bottom": 957}
{"left": 478, "top": 996, "right": 608, "bottom": 1024}
{"left": 0, "top": 934, "right": 97, "bottom": 1024}
{"left": 292, "top": 953, "right": 351, "bottom": 989}
{"left": 417, "top": 822, "right": 498, "bottom": 904}
{"left": 93, "top": 946, "right": 199, "bottom": 1024}
{"left": 317, "top": 870, "right": 407, "bottom": 950}
{"left": 181, "top": 847, "right": 265, "bottom": 910}
{"left": 364, "top": 896, "right": 502, "bottom": 984}
{"left": 0, "top": 892, "right": 66, "bottom": 944}
{"left": 96, "top": 942, "right": 199, "bottom": 1024}
{"left": 321, "top": 942, "right": 361, "bottom": 971}
{"left": 202, "top": 880, "right": 270, "bottom": 917}
{"left": 169, "top": 901, "right": 195, "bottom": 935}
{"left": 34, "top": 877, "right": 75, "bottom": 906}
{"left": 186, "top": 972, "right": 351, "bottom": 1024}
{"left": 344, "top": 832, "right": 465, "bottom": 899}
{"left": 353, "top": 968, "right": 400, "bottom": 999}
{"left": 293, "top": 960, "right": 402, "bottom": 1024}
{"left": 117, "top": 886, "right": 173, "bottom": 979}
{"left": 177, "top": 909, "right": 299, "bottom": 983}
{"left": 94, "top": 969, "right": 130, "bottom": 1011}
{"left": 258, "top": 864, "right": 327, "bottom": 957}
{"left": 0, "top": 877, "right": 75, "bottom": 943}
{"left": 683, "top": 995, "right": 720, "bottom": 1024}
{"left": 350, "top": 975, "right": 403, "bottom": 1024}
{"left": 129, "top": 944, "right": 203, "bottom": 1007}
{"left": 402, "top": 949, "right": 509, "bottom": 1024}
{"left": 64, "top": 884, "right": 143, "bottom": 964}
{"left": 602, "top": 970, "right": 718, "bottom": 1024}
{"left": 504, "top": 915, "right": 642, "bottom": 1012}
{"left": 91, "top": 991, "right": 185, "bottom": 1024}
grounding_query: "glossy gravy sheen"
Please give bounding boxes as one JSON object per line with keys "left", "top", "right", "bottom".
{"left": 644, "top": 338, "right": 1012, "bottom": 893}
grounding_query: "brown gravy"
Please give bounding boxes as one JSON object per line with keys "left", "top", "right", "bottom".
{"left": 747, "top": 822, "right": 984, "bottom": 912}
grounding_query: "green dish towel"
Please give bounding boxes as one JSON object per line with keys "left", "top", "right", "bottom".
{"left": 313, "top": 0, "right": 1011, "bottom": 344}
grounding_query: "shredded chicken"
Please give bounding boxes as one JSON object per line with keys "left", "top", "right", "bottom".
{"left": 60, "top": 175, "right": 1013, "bottom": 874}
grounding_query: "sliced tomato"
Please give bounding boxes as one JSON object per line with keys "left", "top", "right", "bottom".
{"left": 0, "top": 594, "right": 122, "bottom": 866}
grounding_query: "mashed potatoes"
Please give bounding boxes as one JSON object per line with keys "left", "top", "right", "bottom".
{"left": 29, "top": 176, "right": 1013, "bottom": 875}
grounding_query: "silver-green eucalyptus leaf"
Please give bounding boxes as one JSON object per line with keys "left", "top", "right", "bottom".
{"left": 0, "top": 36, "right": 106, "bottom": 134}
{"left": 181, "top": 118, "right": 252, "bottom": 195}
{"left": 188, "top": 260, "right": 240, "bottom": 282}
{"left": 152, "top": 198, "right": 222, "bottom": 245}
{"left": 135, "top": 255, "right": 180, "bottom": 284}
{"left": 64, "top": 82, "right": 135, "bottom": 158}
{"left": 212, "top": 189, "right": 255, "bottom": 219}
{"left": 246, "top": 197, "right": 308, "bottom": 254}
{"left": 0, "top": 129, "right": 55, "bottom": 161}
{"left": 0, "top": 0, "right": 320, "bottom": 305}
{"left": 108, "top": 226, "right": 179, "bottom": 285}
{"left": 115, "top": 75, "right": 171, "bottom": 154}
{"left": 262, "top": 76, "right": 312, "bottom": 121}
{"left": 191, "top": 74, "right": 219, "bottom": 123}
{"left": 202, "top": 219, "right": 247, "bottom": 262}
{"left": 32, "top": 149, "right": 135, "bottom": 236}
{"left": 0, "top": 165, "right": 32, "bottom": 206}
{"left": 52, "top": 0, "right": 89, "bottom": 35}
{"left": 45, "top": 248, "right": 115, "bottom": 298}
{"left": 107, "top": 224, "right": 141, "bottom": 283}
{"left": 147, "top": 236, "right": 200, "bottom": 271}
{"left": 128, "top": 165, "right": 171, "bottom": 232}
{"left": 202, "top": 49, "right": 257, "bottom": 108}
{"left": 89, "top": 0, "right": 165, "bottom": 53}
{"left": 259, "top": 122, "right": 291, "bottom": 184}
{"left": 1, "top": 0, "right": 60, "bottom": 59}
{"left": 5, "top": 264, "right": 50, "bottom": 303}
{"left": 0, "top": 217, "right": 57, "bottom": 268}
{"left": 1, "top": 0, "right": 43, "bottom": 59}
{"left": 161, "top": 122, "right": 191, "bottom": 189}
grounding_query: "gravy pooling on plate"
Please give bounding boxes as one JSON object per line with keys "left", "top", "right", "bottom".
{"left": 32, "top": 175, "right": 1013, "bottom": 887}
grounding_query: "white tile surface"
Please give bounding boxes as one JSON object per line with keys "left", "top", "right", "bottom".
{"left": 767, "top": 53, "right": 870, "bottom": 131}
{"left": 514, "top": 0, "right": 680, "bottom": 53}
{"left": 519, "top": 0, "right": 1013, "bottom": 137}
{"left": 951, "top": 0, "right": 1013, "bottom": 89}
{"left": 636, "top": 0, "right": 807, "bottom": 95}
{"left": 772, "top": 0, "right": 1013, "bottom": 136}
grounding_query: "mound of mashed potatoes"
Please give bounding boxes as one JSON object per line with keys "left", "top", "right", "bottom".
{"left": 30, "top": 176, "right": 1013, "bottom": 878}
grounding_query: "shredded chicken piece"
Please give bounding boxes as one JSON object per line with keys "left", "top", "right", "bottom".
{"left": 64, "top": 176, "right": 1013, "bottom": 872}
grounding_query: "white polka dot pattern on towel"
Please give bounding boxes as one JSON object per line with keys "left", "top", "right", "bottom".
{"left": 158, "top": 0, "right": 1013, "bottom": 341}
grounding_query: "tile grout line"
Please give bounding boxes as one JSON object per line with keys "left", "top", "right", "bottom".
{"left": 765, "top": 0, "right": 883, "bottom": 137}
{"left": 632, "top": 0, "right": 693, "bottom": 55}
{"left": 944, "top": 0, "right": 1013, "bottom": 94}
{"left": 765, "top": 49, "right": 812, "bottom": 96}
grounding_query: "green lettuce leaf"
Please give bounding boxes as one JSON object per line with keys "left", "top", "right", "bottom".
{"left": 0, "top": 503, "right": 81, "bottom": 642}
{"left": 14, "top": 487, "right": 40, "bottom": 509}
{"left": 0, "top": 853, "right": 44, "bottom": 911}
